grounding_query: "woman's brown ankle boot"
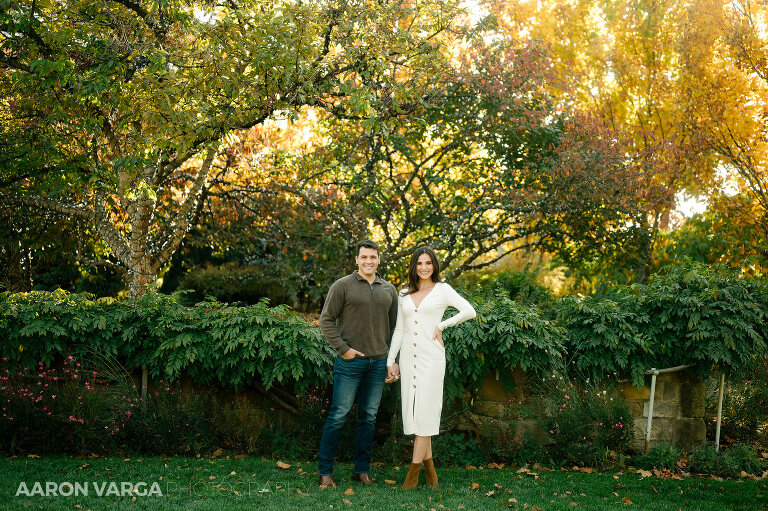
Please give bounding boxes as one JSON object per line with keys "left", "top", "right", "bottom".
{"left": 401, "top": 462, "right": 422, "bottom": 489}
{"left": 423, "top": 457, "right": 438, "bottom": 486}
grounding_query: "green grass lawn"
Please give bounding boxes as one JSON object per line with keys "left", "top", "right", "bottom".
{"left": 0, "top": 455, "right": 765, "bottom": 511}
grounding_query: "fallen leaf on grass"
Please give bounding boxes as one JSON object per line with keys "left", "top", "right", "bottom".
{"left": 651, "top": 485, "right": 659, "bottom": 494}
{"left": 371, "top": 461, "right": 385, "bottom": 466}
{"left": 466, "top": 465, "right": 477, "bottom": 470}
{"left": 343, "top": 488, "right": 354, "bottom": 495}
{"left": 384, "top": 480, "right": 397, "bottom": 485}
{"left": 637, "top": 470, "right": 652, "bottom": 478}
{"left": 487, "top": 462, "right": 504, "bottom": 469}
{"left": 343, "top": 498, "right": 352, "bottom": 505}
{"left": 297, "top": 489, "right": 310, "bottom": 496}
{"left": 458, "top": 505, "right": 466, "bottom": 509}
{"left": 74, "top": 506, "right": 82, "bottom": 509}
{"left": 276, "top": 461, "right": 291, "bottom": 470}
{"left": 208, "top": 476, "right": 216, "bottom": 481}
{"left": 516, "top": 467, "right": 529, "bottom": 474}
{"left": 471, "top": 482, "right": 479, "bottom": 490}
{"left": 569, "top": 502, "right": 578, "bottom": 507}
{"left": 485, "top": 490, "right": 495, "bottom": 497}
{"left": 622, "top": 497, "right": 633, "bottom": 505}
{"left": 508, "top": 498, "right": 517, "bottom": 504}
{"left": 211, "top": 448, "right": 223, "bottom": 458}
{"left": 234, "top": 454, "right": 247, "bottom": 460}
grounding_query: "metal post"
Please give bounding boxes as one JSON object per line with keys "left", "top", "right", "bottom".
{"left": 142, "top": 367, "right": 148, "bottom": 402}
{"left": 715, "top": 372, "right": 725, "bottom": 452}
{"left": 644, "top": 369, "right": 658, "bottom": 454}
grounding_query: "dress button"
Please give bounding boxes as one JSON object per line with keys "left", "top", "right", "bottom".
{"left": 413, "top": 365, "right": 416, "bottom": 369}
{"left": 413, "top": 376, "right": 416, "bottom": 379}
{"left": 415, "top": 320, "right": 418, "bottom": 324}
{"left": 413, "top": 385, "right": 416, "bottom": 388}
{"left": 413, "top": 343, "right": 416, "bottom": 346}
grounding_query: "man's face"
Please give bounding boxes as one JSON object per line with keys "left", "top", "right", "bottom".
{"left": 356, "top": 247, "right": 380, "bottom": 277}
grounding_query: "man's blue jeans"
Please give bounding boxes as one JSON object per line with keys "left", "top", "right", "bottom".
{"left": 318, "top": 356, "right": 387, "bottom": 476}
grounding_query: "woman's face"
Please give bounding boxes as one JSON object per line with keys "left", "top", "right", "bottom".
{"left": 416, "top": 253, "right": 434, "bottom": 281}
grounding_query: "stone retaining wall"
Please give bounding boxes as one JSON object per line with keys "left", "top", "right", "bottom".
{"left": 458, "top": 369, "right": 706, "bottom": 452}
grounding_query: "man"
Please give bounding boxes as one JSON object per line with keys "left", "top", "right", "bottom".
{"left": 317, "top": 239, "right": 399, "bottom": 488}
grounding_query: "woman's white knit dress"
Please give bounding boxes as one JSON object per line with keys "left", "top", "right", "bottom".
{"left": 387, "top": 282, "right": 476, "bottom": 436}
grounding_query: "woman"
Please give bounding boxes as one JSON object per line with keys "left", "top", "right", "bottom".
{"left": 386, "top": 246, "right": 476, "bottom": 489}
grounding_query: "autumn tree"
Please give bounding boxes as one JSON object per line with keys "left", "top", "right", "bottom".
{"left": 488, "top": 0, "right": 718, "bottom": 282}
{"left": 678, "top": 0, "right": 768, "bottom": 222}
{"left": 214, "top": 36, "right": 649, "bottom": 283}
{"left": 0, "top": 0, "right": 460, "bottom": 296}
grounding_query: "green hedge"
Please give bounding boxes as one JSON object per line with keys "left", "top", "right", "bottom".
{"left": 1, "top": 263, "right": 766, "bottom": 399}
{"left": 559, "top": 263, "right": 768, "bottom": 387}
{"left": 0, "top": 290, "right": 333, "bottom": 393}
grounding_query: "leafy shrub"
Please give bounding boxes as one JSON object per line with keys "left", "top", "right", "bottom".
{"left": 633, "top": 443, "right": 682, "bottom": 470}
{"left": 432, "top": 431, "right": 486, "bottom": 467}
{"left": 705, "top": 355, "right": 768, "bottom": 444}
{"left": 444, "top": 293, "right": 566, "bottom": 404}
{"left": 214, "top": 395, "right": 269, "bottom": 454}
{"left": 558, "top": 263, "right": 768, "bottom": 388}
{"left": 688, "top": 444, "right": 766, "bottom": 478}
{"left": 117, "top": 383, "right": 217, "bottom": 455}
{"left": 0, "top": 356, "right": 218, "bottom": 455}
{"left": 177, "top": 263, "right": 297, "bottom": 307}
{"left": 540, "top": 378, "right": 634, "bottom": 467}
{"left": 0, "top": 290, "right": 334, "bottom": 394}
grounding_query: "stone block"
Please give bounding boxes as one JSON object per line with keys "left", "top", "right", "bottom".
{"left": 477, "top": 372, "right": 513, "bottom": 403}
{"left": 473, "top": 401, "right": 505, "bottom": 418}
{"left": 620, "top": 383, "right": 650, "bottom": 400}
{"left": 680, "top": 381, "right": 706, "bottom": 418}
{"left": 626, "top": 401, "right": 644, "bottom": 417}
{"left": 662, "top": 378, "right": 680, "bottom": 402}
{"left": 642, "top": 401, "right": 680, "bottom": 418}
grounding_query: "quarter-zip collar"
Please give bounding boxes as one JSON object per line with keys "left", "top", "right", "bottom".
{"left": 352, "top": 270, "right": 385, "bottom": 285}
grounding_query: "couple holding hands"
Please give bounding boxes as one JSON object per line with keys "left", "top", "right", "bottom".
{"left": 317, "top": 240, "right": 476, "bottom": 489}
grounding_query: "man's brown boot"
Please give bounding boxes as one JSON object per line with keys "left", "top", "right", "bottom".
{"left": 423, "top": 457, "right": 438, "bottom": 487}
{"left": 318, "top": 475, "right": 337, "bottom": 488}
{"left": 401, "top": 462, "right": 422, "bottom": 489}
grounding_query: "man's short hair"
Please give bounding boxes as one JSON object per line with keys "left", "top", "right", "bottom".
{"left": 356, "top": 239, "right": 380, "bottom": 256}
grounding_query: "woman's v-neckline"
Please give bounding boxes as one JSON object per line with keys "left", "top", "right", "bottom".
{"left": 408, "top": 283, "right": 438, "bottom": 309}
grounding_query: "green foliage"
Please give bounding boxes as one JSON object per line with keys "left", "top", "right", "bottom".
{"left": 443, "top": 293, "right": 566, "bottom": 404}
{"left": 0, "top": 358, "right": 219, "bottom": 455}
{"left": 688, "top": 444, "right": 766, "bottom": 478}
{"left": 704, "top": 356, "right": 768, "bottom": 444}
{"left": 456, "top": 268, "right": 555, "bottom": 307}
{"left": 0, "top": 289, "right": 334, "bottom": 393}
{"left": 632, "top": 443, "right": 683, "bottom": 471}
{"left": 653, "top": 197, "right": 768, "bottom": 277}
{"left": 557, "top": 263, "right": 768, "bottom": 387}
{"left": 432, "top": 431, "right": 486, "bottom": 467}
{"left": 540, "top": 378, "right": 634, "bottom": 467}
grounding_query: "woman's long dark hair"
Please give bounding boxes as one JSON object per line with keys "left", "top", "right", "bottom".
{"left": 405, "top": 246, "right": 441, "bottom": 295}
